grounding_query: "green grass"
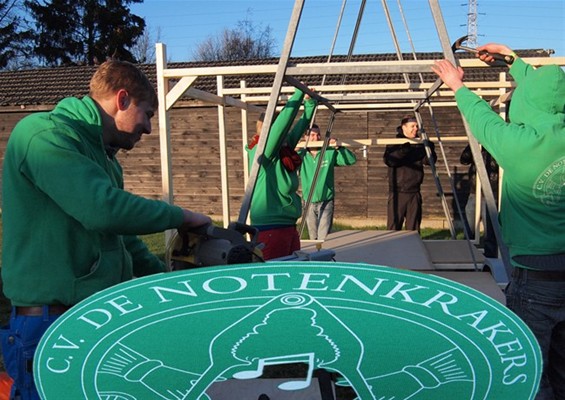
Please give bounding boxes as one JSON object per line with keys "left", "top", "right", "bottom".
{"left": 139, "top": 223, "right": 459, "bottom": 262}
{"left": 139, "top": 232, "right": 167, "bottom": 260}
{"left": 421, "top": 227, "right": 466, "bottom": 240}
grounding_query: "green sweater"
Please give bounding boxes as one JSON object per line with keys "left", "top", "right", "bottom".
{"left": 454, "top": 58, "right": 565, "bottom": 263}
{"left": 1, "top": 96, "right": 185, "bottom": 306}
{"left": 298, "top": 146, "right": 357, "bottom": 202}
{"left": 246, "top": 89, "right": 317, "bottom": 226}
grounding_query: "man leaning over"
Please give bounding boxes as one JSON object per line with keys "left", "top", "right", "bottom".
{"left": 0, "top": 60, "right": 211, "bottom": 399}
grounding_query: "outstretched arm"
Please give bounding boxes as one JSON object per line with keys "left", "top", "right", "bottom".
{"left": 430, "top": 44, "right": 532, "bottom": 168}
{"left": 287, "top": 91, "right": 317, "bottom": 148}
{"left": 263, "top": 89, "right": 305, "bottom": 159}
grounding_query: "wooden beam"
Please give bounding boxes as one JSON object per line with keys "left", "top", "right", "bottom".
{"left": 296, "top": 136, "right": 470, "bottom": 148}
{"left": 155, "top": 43, "right": 174, "bottom": 205}
{"left": 183, "top": 87, "right": 264, "bottom": 112}
{"left": 221, "top": 80, "right": 515, "bottom": 96}
{"left": 161, "top": 57, "right": 565, "bottom": 80}
{"left": 216, "top": 76, "right": 230, "bottom": 227}
{"left": 166, "top": 76, "right": 197, "bottom": 110}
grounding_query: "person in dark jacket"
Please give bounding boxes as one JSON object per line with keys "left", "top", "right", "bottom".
{"left": 383, "top": 116, "right": 436, "bottom": 231}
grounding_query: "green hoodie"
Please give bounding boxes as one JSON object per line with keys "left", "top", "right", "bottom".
{"left": 1, "top": 96, "right": 185, "bottom": 306}
{"left": 246, "top": 89, "right": 317, "bottom": 226}
{"left": 454, "top": 58, "right": 565, "bottom": 263}
{"left": 298, "top": 146, "right": 357, "bottom": 203}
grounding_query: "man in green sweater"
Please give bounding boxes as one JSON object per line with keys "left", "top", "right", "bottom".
{"left": 0, "top": 60, "right": 211, "bottom": 399}
{"left": 432, "top": 43, "right": 565, "bottom": 400}
{"left": 246, "top": 88, "right": 317, "bottom": 260}
{"left": 298, "top": 124, "right": 357, "bottom": 240}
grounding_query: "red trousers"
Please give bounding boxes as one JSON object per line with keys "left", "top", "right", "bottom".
{"left": 257, "top": 226, "right": 300, "bottom": 260}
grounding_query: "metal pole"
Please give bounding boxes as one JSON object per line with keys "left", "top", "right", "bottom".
{"left": 237, "top": 0, "right": 305, "bottom": 224}
{"left": 413, "top": 110, "right": 457, "bottom": 238}
{"left": 427, "top": 0, "right": 512, "bottom": 278}
{"left": 381, "top": 0, "right": 410, "bottom": 85}
{"left": 298, "top": 0, "right": 365, "bottom": 238}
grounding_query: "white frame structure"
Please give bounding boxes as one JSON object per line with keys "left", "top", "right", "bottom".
{"left": 155, "top": 0, "right": 565, "bottom": 274}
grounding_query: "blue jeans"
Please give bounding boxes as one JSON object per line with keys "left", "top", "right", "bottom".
{"left": 505, "top": 270, "right": 565, "bottom": 400}
{"left": 304, "top": 200, "right": 334, "bottom": 240}
{"left": 0, "top": 307, "right": 61, "bottom": 400}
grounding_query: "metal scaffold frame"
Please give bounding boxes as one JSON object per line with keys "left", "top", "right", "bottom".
{"left": 155, "top": 0, "right": 565, "bottom": 274}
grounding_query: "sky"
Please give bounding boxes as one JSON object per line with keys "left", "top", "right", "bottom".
{"left": 130, "top": 0, "right": 565, "bottom": 62}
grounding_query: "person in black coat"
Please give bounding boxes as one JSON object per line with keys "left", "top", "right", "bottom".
{"left": 383, "top": 116, "right": 437, "bottom": 231}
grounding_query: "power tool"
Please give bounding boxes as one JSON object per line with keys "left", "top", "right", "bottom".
{"left": 166, "top": 222, "right": 263, "bottom": 270}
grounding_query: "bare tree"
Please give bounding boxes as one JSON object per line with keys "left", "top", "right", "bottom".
{"left": 193, "top": 12, "right": 276, "bottom": 61}
{"left": 0, "top": 0, "right": 33, "bottom": 69}
{"left": 130, "top": 25, "right": 161, "bottom": 63}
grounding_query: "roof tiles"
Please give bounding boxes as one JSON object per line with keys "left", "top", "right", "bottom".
{"left": 0, "top": 50, "right": 550, "bottom": 107}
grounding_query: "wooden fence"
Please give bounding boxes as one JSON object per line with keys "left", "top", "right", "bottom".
{"left": 0, "top": 104, "right": 473, "bottom": 228}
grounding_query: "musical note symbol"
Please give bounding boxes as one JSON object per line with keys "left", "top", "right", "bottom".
{"left": 233, "top": 353, "right": 315, "bottom": 391}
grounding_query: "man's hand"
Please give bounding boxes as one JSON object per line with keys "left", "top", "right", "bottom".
{"left": 304, "top": 87, "right": 315, "bottom": 101}
{"left": 476, "top": 43, "right": 514, "bottom": 64}
{"left": 431, "top": 60, "right": 465, "bottom": 92}
{"left": 179, "top": 209, "right": 212, "bottom": 231}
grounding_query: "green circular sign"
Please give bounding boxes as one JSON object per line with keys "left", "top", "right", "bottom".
{"left": 35, "top": 262, "right": 541, "bottom": 399}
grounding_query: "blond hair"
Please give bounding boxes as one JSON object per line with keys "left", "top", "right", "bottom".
{"left": 89, "top": 60, "right": 158, "bottom": 110}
